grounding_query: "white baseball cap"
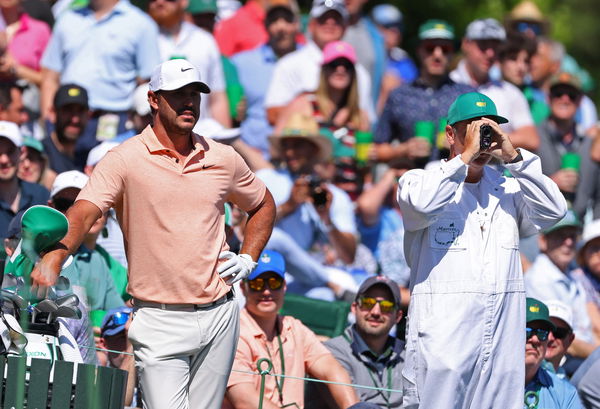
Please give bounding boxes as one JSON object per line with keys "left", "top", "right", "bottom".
{"left": 546, "top": 300, "right": 574, "bottom": 330}
{"left": 578, "top": 219, "right": 600, "bottom": 265}
{"left": 86, "top": 141, "right": 119, "bottom": 167}
{"left": 149, "top": 59, "right": 210, "bottom": 94}
{"left": 50, "top": 170, "right": 89, "bottom": 198}
{"left": 132, "top": 83, "right": 151, "bottom": 117}
{"left": 0, "top": 121, "right": 22, "bottom": 148}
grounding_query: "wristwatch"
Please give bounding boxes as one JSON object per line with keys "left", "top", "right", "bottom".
{"left": 505, "top": 149, "right": 523, "bottom": 164}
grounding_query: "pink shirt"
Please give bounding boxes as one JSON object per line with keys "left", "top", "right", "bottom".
{"left": 9, "top": 14, "right": 51, "bottom": 71}
{"left": 78, "top": 126, "right": 266, "bottom": 304}
{"left": 223, "top": 309, "right": 331, "bottom": 408}
{"left": 214, "top": 1, "right": 266, "bottom": 57}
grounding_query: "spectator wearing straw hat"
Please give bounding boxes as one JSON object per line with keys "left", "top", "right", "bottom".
{"left": 223, "top": 250, "right": 359, "bottom": 409}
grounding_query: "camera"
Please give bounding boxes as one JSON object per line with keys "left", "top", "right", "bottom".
{"left": 306, "top": 175, "right": 328, "bottom": 207}
{"left": 480, "top": 124, "right": 493, "bottom": 151}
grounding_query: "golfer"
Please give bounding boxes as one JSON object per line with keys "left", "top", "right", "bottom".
{"left": 31, "top": 59, "right": 276, "bottom": 409}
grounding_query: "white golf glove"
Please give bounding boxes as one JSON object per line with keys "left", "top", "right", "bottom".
{"left": 217, "top": 251, "right": 257, "bottom": 285}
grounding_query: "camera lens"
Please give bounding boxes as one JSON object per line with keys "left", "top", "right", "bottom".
{"left": 480, "top": 124, "right": 492, "bottom": 150}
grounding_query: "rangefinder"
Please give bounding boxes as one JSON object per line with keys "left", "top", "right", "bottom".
{"left": 480, "top": 124, "right": 493, "bottom": 151}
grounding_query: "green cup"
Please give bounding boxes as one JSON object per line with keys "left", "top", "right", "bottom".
{"left": 414, "top": 121, "right": 436, "bottom": 144}
{"left": 226, "top": 83, "right": 244, "bottom": 120}
{"left": 561, "top": 152, "right": 581, "bottom": 172}
{"left": 355, "top": 130, "right": 373, "bottom": 165}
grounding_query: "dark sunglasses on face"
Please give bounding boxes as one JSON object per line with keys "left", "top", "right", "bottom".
{"left": 325, "top": 59, "right": 354, "bottom": 72}
{"left": 516, "top": 21, "right": 542, "bottom": 35}
{"left": 526, "top": 327, "right": 549, "bottom": 342}
{"left": 550, "top": 88, "right": 581, "bottom": 102}
{"left": 475, "top": 40, "right": 500, "bottom": 52}
{"left": 552, "top": 327, "right": 572, "bottom": 339}
{"left": 53, "top": 197, "right": 75, "bottom": 213}
{"left": 357, "top": 296, "right": 396, "bottom": 313}
{"left": 248, "top": 276, "right": 284, "bottom": 292}
{"left": 422, "top": 43, "right": 453, "bottom": 55}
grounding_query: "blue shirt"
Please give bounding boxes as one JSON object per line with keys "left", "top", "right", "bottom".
{"left": 41, "top": 0, "right": 160, "bottom": 111}
{"left": 375, "top": 77, "right": 474, "bottom": 146}
{"left": 524, "top": 367, "right": 583, "bottom": 409}
{"left": 0, "top": 180, "right": 50, "bottom": 239}
{"left": 231, "top": 44, "right": 290, "bottom": 157}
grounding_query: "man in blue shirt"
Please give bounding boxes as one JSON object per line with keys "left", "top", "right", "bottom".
{"left": 40, "top": 0, "right": 160, "bottom": 167}
{"left": 0, "top": 121, "right": 49, "bottom": 239}
{"left": 231, "top": 5, "right": 300, "bottom": 158}
{"left": 524, "top": 297, "right": 583, "bottom": 409}
{"left": 374, "top": 19, "right": 473, "bottom": 164}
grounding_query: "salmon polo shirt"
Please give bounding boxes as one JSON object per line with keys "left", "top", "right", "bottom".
{"left": 77, "top": 125, "right": 267, "bottom": 304}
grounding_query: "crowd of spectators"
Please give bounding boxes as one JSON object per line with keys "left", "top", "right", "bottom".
{"left": 1, "top": 0, "right": 600, "bottom": 406}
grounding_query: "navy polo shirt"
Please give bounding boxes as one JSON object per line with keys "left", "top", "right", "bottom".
{"left": 0, "top": 180, "right": 50, "bottom": 238}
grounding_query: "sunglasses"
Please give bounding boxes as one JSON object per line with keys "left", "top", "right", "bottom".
{"left": 526, "top": 327, "right": 549, "bottom": 342}
{"left": 53, "top": 197, "right": 75, "bottom": 213}
{"left": 475, "top": 40, "right": 500, "bottom": 52}
{"left": 248, "top": 276, "right": 284, "bottom": 292}
{"left": 550, "top": 88, "right": 581, "bottom": 102}
{"left": 422, "top": 43, "right": 453, "bottom": 55}
{"left": 516, "top": 22, "right": 542, "bottom": 35}
{"left": 357, "top": 296, "right": 396, "bottom": 313}
{"left": 325, "top": 59, "right": 355, "bottom": 72}
{"left": 552, "top": 327, "right": 572, "bottom": 339}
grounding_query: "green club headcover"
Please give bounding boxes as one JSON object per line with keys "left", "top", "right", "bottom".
{"left": 20, "top": 205, "right": 69, "bottom": 261}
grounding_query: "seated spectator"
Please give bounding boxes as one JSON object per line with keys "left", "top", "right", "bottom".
{"left": 264, "top": 0, "right": 374, "bottom": 125}
{"left": 571, "top": 346, "right": 600, "bottom": 408}
{"left": 306, "top": 275, "right": 404, "bottom": 408}
{"left": 223, "top": 250, "right": 359, "bottom": 409}
{"left": 534, "top": 72, "right": 597, "bottom": 215}
{"left": 0, "top": 120, "right": 48, "bottom": 239}
{"left": 524, "top": 297, "right": 583, "bottom": 408}
{"left": 41, "top": 84, "right": 89, "bottom": 182}
{"left": 18, "top": 137, "right": 50, "bottom": 188}
{"left": 544, "top": 300, "right": 576, "bottom": 378}
{"left": 525, "top": 211, "right": 600, "bottom": 361}
{"left": 370, "top": 4, "right": 418, "bottom": 113}
{"left": 450, "top": 18, "right": 540, "bottom": 151}
{"left": 0, "top": 82, "right": 28, "bottom": 126}
{"left": 274, "top": 41, "right": 370, "bottom": 155}
{"left": 572, "top": 220, "right": 600, "bottom": 309}
{"left": 355, "top": 160, "right": 412, "bottom": 306}
{"left": 187, "top": 0, "right": 218, "bottom": 33}
{"left": 149, "top": 0, "right": 230, "bottom": 127}
{"left": 504, "top": 0, "right": 549, "bottom": 38}
{"left": 374, "top": 19, "right": 473, "bottom": 165}
{"left": 48, "top": 170, "right": 125, "bottom": 328}
{"left": 0, "top": 0, "right": 50, "bottom": 86}
{"left": 235, "top": 113, "right": 359, "bottom": 300}
{"left": 230, "top": 4, "right": 300, "bottom": 158}
{"left": 98, "top": 307, "right": 139, "bottom": 408}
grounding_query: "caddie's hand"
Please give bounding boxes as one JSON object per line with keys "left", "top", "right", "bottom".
{"left": 217, "top": 251, "right": 258, "bottom": 285}
{"left": 461, "top": 120, "right": 484, "bottom": 164}
{"left": 30, "top": 250, "right": 65, "bottom": 298}
{"left": 479, "top": 118, "right": 518, "bottom": 162}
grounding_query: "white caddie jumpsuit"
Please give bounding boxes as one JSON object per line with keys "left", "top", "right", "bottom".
{"left": 397, "top": 149, "right": 567, "bottom": 409}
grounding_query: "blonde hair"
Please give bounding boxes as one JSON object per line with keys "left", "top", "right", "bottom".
{"left": 315, "top": 65, "right": 361, "bottom": 129}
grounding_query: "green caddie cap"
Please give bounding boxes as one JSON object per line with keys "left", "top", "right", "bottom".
{"left": 418, "top": 19, "right": 455, "bottom": 40}
{"left": 526, "top": 297, "right": 556, "bottom": 331}
{"left": 447, "top": 92, "right": 509, "bottom": 125}
{"left": 20, "top": 205, "right": 69, "bottom": 261}
{"left": 187, "top": 0, "right": 217, "bottom": 14}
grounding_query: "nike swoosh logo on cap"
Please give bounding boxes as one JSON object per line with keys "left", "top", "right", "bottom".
{"left": 181, "top": 67, "right": 193, "bottom": 72}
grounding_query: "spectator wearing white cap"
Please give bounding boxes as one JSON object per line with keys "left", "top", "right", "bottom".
{"left": 33, "top": 58, "right": 275, "bottom": 409}
{"left": 450, "top": 18, "right": 540, "bottom": 151}
{"left": 48, "top": 170, "right": 125, "bottom": 328}
{"left": 544, "top": 300, "right": 576, "bottom": 377}
{"left": 572, "top": 219, "right": 600, "bottom": 309}
{"left": 264, "top": 0, "right": 374, "bottom": 125}
{"left": 0, "top": 120, "right": 49, "bottom": 238}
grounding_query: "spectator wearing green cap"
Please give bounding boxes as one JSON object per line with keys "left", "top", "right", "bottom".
{"left": 397, "top": 91, "right": 567, "bottom": 409}
{"left": 148, "top": 0, "right": 231, "bottom": 128}
{"left": 17, "top": 137, "right": 50, "bottom": 188}
{"left": 524, "top": 297, "right": 583, "bottom": 409}
{"left": 525, "top": 210, "right": 600, "bottom": 365}
{"left": 451, "top": 18, "right": 540, "bottom": 153}
{"left": 373, "top": 19, "right": 474, "bottom": 165}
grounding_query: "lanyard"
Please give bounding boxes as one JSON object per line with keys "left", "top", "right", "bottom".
{"left": 525, "top": 379, "right": 543, "bottom": 409}
{"left": 265, "top": 332, "right": 298, "bottom": 408}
